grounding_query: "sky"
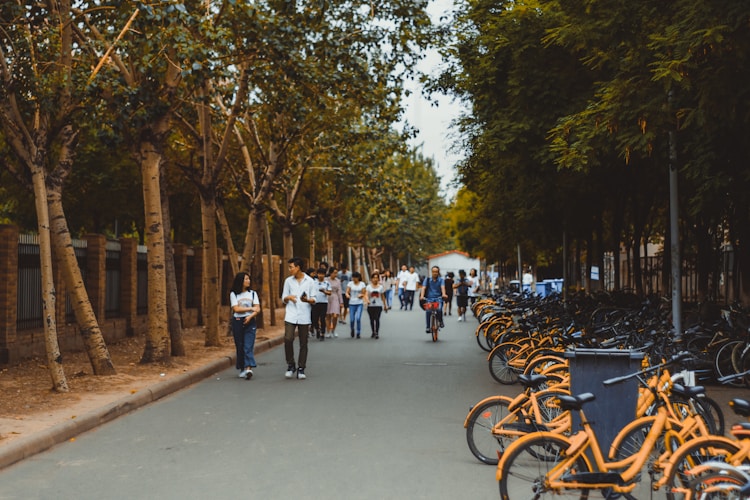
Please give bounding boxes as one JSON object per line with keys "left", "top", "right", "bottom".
{"left": 400, "top": 0, "right": 467, "bottom": 201}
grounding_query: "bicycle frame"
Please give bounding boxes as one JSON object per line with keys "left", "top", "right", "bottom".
{"left": 497, "top": 404, "right": 676, "bottom": 494}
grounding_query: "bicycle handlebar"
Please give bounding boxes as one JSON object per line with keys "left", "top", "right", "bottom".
{"left": 602, "top": 351, "right": 693, "bottom": 386}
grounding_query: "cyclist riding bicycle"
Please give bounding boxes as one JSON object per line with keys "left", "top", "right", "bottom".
{"left": 419, "top": 266, "right": 447, "bottom": 334}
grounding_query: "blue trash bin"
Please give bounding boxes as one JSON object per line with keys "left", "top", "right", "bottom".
{"left": 535, "top": 282, "right": 550, "bottom": 297}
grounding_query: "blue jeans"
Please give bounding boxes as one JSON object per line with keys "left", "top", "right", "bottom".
{"left": 385, "top": 289, "right": 393, "bottom": 309}
{"left": 349, "top": 303, "right": 363, "bottom": 336}
{"left": 232, "top": 317, "right": 257, "bottom": 369}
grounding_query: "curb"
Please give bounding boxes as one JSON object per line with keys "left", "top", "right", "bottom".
{"left": 0, "top": 333, "right": 284, "bottom": 471}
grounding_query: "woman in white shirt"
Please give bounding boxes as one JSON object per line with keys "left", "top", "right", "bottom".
{"left": 345, "top": 271, "right": 367, "bottom": 339}
{"left": 229, "top": 272, "right": 261, "bottom": 379}
{"left": 365, "top": 273, "right": 388, "bottom": 339}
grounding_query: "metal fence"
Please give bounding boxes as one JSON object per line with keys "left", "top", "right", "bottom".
{"left": 15, "top": 236, "right": 153, "bottom": 331}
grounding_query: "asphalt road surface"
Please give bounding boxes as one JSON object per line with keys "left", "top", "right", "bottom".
{"left": 0, "top": 306, "right": 505, "bottom": 500}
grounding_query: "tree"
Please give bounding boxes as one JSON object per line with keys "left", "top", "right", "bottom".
{"left": 0, "top": 0, "right": 115, "bottom": 385}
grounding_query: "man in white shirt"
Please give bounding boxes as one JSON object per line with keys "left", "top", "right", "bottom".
{"left": 281, "top": 257, "right": 318, "bottom": 380}
{"left": 402, "top": 266, "right": 420, "bottom": 310}
{"left": 396, "top": 264, "right": 408, "bottom": 310}
{"left": 468, "top": 268, "right": 480, "bottom": 318}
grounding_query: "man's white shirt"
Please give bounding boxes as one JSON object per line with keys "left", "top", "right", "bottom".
{"left": 282, "top": 273, "right": 318, "bottom": 325}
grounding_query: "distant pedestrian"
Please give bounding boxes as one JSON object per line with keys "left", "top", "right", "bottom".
{"left": 365, "top": 272, "right": 388, "bottom": 339}
{"left": 339, "top": 266, "right": 351, "bottom": 324}
{"left": 312, "top": 267, "right": 331, "bottom": 340}
{"left": 229, "top": 272, "right": 261, "bottom": 380}
{"left": 443, "top": 271, "right": 454, "bottom": 316}
{"left": 281, "top": 257, "right": 318, "bottom": 380}
{"left": 381, "top": 269, "right": 396, "bottom": 309}
{"left": 396, "top": 264, "right": 408, "bottom": 309}
{"left": 325, "top": 267, "right": 343, "bottom": 338}
{"left": 468, "top": 268, "right": 480, "bottom": 315}
{"left": 454, "top": 269, "right": 470, "bottom": 322}
{"left": 346, "top": 271, "right": 366, "bottom": 338}
{"left": 402, "top": 266, "right": 420, "bottom": 310}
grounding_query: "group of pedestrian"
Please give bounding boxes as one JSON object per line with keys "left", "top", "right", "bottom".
{"left": 230, "top": 258, "right": 398, "bottom": 381}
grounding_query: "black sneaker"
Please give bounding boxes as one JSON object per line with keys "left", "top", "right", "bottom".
{"left": 425, "top": 328, "right": 431, "bottom": 333}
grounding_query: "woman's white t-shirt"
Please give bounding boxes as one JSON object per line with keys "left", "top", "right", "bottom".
{"left": 230, "top": 290, "right": 259, "bottom": 318}
{"left": 366, "top": 284, "right": 385, "bottom": 308}
{"left": 347, "top": 281, "right": 366, "bottom": 306}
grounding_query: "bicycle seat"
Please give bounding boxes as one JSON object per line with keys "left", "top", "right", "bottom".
{"left": 671, "top": 383, "right": 705, "bottom": 399}
{"left": 730, "top": 399, "right": 750, "bottom": 417}
{"left": 518, "top": 374, "right": 548, "bottom": 390}
{"left": 556, "top": 393, "right": 595, "bottom": 411}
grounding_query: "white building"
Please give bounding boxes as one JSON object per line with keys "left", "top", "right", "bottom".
{"left": 427, "top": 250, "right": 481, "bottom": 280}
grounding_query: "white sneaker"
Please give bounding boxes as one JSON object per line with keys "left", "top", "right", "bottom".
{"left": 285, "top": 365, "right": 296, "bottom": 379}
{"left": 297, "top": 368, "right": 306, "bottom": 380}
{"left": 333, "top": 332, "right": 338, "bottom": 338}
{"left": 457, "top": 316, "right": 462, "bottom": 322}
{"left": 325, "top": 333, "right": 332, "bottom": 338}
{"left": 238, "top": 369, "right": 248, "bottom": 378}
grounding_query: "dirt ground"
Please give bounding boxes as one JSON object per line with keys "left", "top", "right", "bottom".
{"left": 0, "top": 322, "right": 280, "bottom": 446}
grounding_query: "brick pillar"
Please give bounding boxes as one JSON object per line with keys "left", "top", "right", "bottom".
{"left": 85, "top": 234, "right": 106, "bottom": 321}
{"left": 119, "top": 237, "right": 138, "bottom": 336}
{"left": 173, "top": 243, "right": 188, "bottom": 314}
{"left": 0, "top": 225, "right": 19, "bottom": 364}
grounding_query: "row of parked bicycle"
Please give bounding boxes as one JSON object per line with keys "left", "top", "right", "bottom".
{"left": 473, "top": 291, "right": 750, "bottom": 387}
{"left": 464, "top": 291, "right": 750, "bottom": 499}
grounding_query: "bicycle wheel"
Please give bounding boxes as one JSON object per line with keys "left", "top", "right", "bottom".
{"left": 465, "top": 397, "right": 515, "bottom": 465}
{"left": 489, "top": 346, "right": 521, "bottom": 384}
{"left": 664, "top": 438, "right": 745, "bottom": 500}
{"left": 609, "top": 417, "right": 673, "bottom": 492}
{"left": 696, "top": 395, "right": 726, "bottom": 437}
{"left": 498, "top": 433, "right": 589, "bottom": 499}
{"left": 714, "top": 341, "right": 744, "bottom": 386}
{"left": 431, "top": 312, "right": 439, "bottom": 342}
{"left": 689, "top": 471, "right": 746, "bottom": 499}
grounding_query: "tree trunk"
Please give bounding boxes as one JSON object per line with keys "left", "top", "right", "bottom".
{"left": 216, "top": 200, "right": 239, "bottom": 277}
{"left": 48, "top": 187, "right": 116, "bottom": 374}
{"left": 200, "top": 191, "right": 221, "bottom": 347}
{"left": 264, "top": 216, "right": 277, "bottom": 326}
{"left": 31, "top": 163, "right": 69, "bottom": 391}
{"left": 160, "top": 165, "right": 185, "bottom": 356}
{"left": 138, "top": 143, "right": 170, "bottom": 363}
{"left": 282, "top": 223, "right": 294, "bottom": 262}
{"left": 45, "top": 124, "right": 116, "bottom": 375}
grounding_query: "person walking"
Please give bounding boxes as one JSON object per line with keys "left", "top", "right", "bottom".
{"left": 365, "top": 272, "right": 388, "bottom": 339}
{"left": 381, "top": 269, "right": 396, "bottom": 310}
{"left": 325, "top": 267, "right": 343, "bottom": 338}
{"left": 443, "top": 271, "right": 455, "bottom": 316}
{"left": 312, "top": 267, "right": 331, "bottom": 340}
{"left": 419, "top": 266, "right": 447, "bottom": 333}
{"left": 339, "top": 266, "right": 351, "bottom": 324}
{"left": 396, "top": 264, "right": 408, "bottom": 310}
{"left": 468, "top": 268, "right": 480, "bottom": 315}
{"left": 229, "top": 272, "right": 261, "bottom": 380}
{"left": 281, "top": 257, "right": 318, "bottom": 380}
{"left": 454, "top": 269, "right": 470, "bottom": 322}
{"left": 402, "top": 266, "right": 420, "bottom": 310}
{"left": 346, "top": 271, "right": 366, "bottom": 338}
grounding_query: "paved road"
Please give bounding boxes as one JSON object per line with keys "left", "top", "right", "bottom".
{"left": 0, "top": 307, "right": 504, "bottom": 500}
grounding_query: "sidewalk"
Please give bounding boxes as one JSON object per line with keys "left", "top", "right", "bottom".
{"left": 0, "top": 318, "right": 287, "bottom": 471}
